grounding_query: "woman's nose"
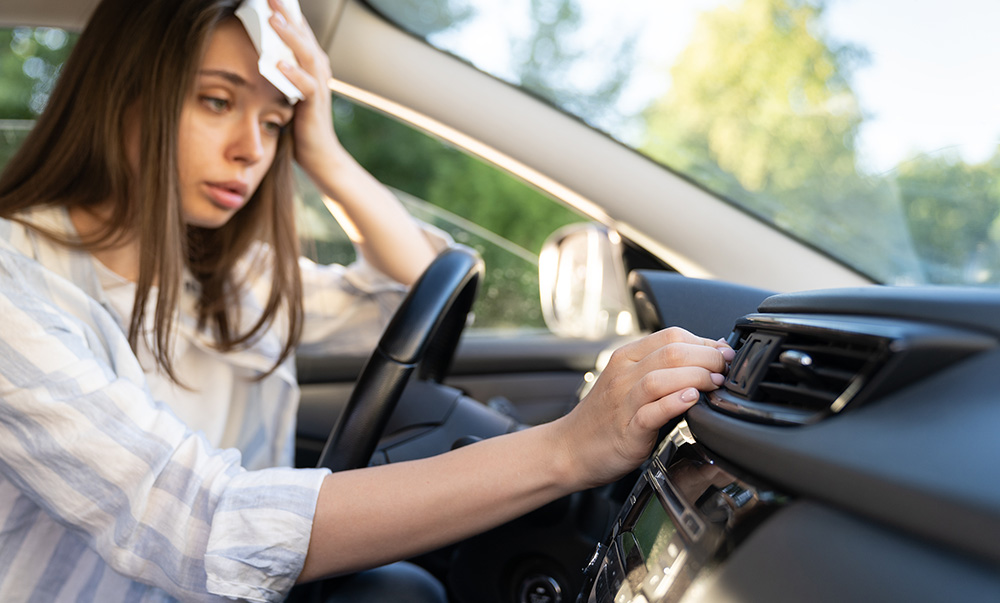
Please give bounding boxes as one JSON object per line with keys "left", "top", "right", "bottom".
{"left": 228, "top": 117, "right": 264, "bottom": 164}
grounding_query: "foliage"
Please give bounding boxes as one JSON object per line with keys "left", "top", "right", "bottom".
{"left": 0, "top": 27, "right": 76, "bottom": 166}
{"left": 645, "top": 0, "right": 863, "bottom": 193}
{"left": 641, "top": 0, "right": 924, "bottom": 283}
{"left": 513, "top": 0, "right": 636, "bottom": 133}
{"left": 0, "top": 27, "right": 74, "bottom": 118}
{"left": 329, "top": 99, "right": 583, "bottom": 329}
{"left": 895, "top": 153, "right": 1000, "bottom": 284}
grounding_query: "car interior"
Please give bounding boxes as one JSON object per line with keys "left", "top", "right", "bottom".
{"left": 4, "top": 0, "right": 1000, "bottom": 602}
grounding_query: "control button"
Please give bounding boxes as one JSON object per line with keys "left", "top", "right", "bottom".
{"left": 519, "top": 574, "right": 563, "bottom": 603}
{"left": 595, "top": 564, "right": 611, "bottom": 601}
{"left": 605, "top": 538, "right": 625, "bottom": 593}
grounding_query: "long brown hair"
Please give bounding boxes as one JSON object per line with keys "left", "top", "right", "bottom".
{"left": 0, "top": 0, "right": 304, "bottom": 381}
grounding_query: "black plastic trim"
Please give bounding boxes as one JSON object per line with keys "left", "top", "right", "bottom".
{"left": 688, "top": 347, "right": 1000, "bottom": 566}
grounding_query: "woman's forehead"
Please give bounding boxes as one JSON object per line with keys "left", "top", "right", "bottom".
{"left": 199, "top": 18, "right": 287, "bottom": 106}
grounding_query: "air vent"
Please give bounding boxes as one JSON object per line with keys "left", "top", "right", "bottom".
{"left": 709, "top": 323, "right": 888, "bottom": 425}
{"left": 708, "top": 313, "right": 995, "bottom": 425}
{"left": 753, "top": 332, "right": 886, "bottom": 412}
{"left": 708, "top": 314, "right": 907, "bottom": 425}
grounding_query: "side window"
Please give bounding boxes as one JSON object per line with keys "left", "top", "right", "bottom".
{"left": 0, "top": 27, "right": 76, "bottom": 163}
{"left": 298, "top": 98, "right": 584, "bottom": 333}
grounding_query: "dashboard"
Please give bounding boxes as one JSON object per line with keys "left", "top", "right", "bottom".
{"left": 576, "top": 271, "right": 1000, "bottom": 602}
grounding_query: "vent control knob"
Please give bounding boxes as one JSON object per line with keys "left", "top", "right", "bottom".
{"left": 779, "top": 350, "right": 820, "bottom": 385}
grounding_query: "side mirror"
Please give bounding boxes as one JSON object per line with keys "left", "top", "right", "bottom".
{"left": 539, "top": 223, "right": 638, "bottom": 339}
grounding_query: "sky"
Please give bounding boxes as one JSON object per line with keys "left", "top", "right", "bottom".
{"left": 824, "top": 0, "right": 1000, "bottom": 172}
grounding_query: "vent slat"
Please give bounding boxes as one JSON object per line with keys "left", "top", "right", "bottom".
{"left": 766, "top": 362, "right": 856, "bottom": 384}
{"left": 778, "top": 342, "right": 873, "bottom": 361}
{"left": 757, "top": 382, "right": 839, "bottom": 408}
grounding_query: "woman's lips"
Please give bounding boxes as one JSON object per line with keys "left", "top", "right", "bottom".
{"left": 204, "top": 181, "right": 248, "bottom": 211}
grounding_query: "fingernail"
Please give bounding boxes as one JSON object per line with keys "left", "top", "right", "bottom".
{"left": 720, "top": 347, "right": 735, "bottom": 362}
{"left": 272, "top": 11, "right": 287, "bottom": 27}
{"left": 711, "top": 373, "right": 726, "bottom": 386}
{"left": 681, "top": 388, "right": 699, "bottom": 403}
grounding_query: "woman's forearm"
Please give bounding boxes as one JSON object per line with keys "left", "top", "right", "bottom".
{"left": 298, "top": 328, "right": 734, "bottom": 582}
{"left": 298, "top": 420, "right": 574, "bottom": 581}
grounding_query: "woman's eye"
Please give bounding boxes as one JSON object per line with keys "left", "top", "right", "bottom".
{"left": 201, "top": 96, "right": 229, "bottom": 112}
{"left": 263, "top": 120, "right": 287, "bottom": 136}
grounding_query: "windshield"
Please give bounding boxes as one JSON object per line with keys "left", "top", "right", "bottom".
{"left": 366, "top": 0, "right": 1000, "bottom": 287}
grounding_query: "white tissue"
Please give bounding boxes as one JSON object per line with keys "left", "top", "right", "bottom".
{"left": 235, "top": 0, "right": 305, "bottom": 103}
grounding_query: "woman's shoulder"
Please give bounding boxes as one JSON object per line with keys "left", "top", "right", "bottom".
{"left": 0, "top": 205, "right": 73, "bottom": 254}
{"left": 0, "top": 205, "right": 105, "bottom": 304}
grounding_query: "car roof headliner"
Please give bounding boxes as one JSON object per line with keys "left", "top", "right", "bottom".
{"left": 1, "top": 0, "right": 338, "bottom": 31}
{"left": 1, "top": 0, "right": 100, "bottom": 29}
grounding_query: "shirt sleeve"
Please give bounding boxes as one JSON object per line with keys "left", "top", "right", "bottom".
{"left": 0, "top": 246, "right": 329, "bottom": 602}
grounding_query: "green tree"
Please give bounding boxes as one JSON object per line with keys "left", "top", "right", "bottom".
{"left": 330, "top": 99, "right": 582, "bottom": 329}
{"left": 645, "top": 0, "right": 862, "bottom": 193}
{"left": 641, "top": 0, "right": 921, "bottom": 283}
{"left": 895, "top": 153, "right": 1000, "bottom": 284}
{"left": 513, "top": 0, "right": 636, "bottom": 132}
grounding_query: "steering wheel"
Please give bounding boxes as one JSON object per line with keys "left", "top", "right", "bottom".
{"left": 316, "top": 245, "right": 484, "bottom": 473}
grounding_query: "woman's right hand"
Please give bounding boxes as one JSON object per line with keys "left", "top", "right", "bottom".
{"left": 267, "top": 0, "right": 437, "bottom": 285}
{"left": 554, "top": 327, "right": 734, "bottom": 490}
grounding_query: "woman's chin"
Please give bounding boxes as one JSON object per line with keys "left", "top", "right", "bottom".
{"left": 183, "top": 207, "right": 238, "bottom": 229}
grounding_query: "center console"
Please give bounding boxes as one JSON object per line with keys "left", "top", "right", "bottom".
{"left": 578, "top": 421, "right": 784, "bottom": 603}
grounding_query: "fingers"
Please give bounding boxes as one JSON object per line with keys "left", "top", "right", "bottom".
{"left": 268, "top": 0, "right": 302, "bottom": 26}
{"left": 264, "top": 0, "right": 339, "bottom": 168}
{"left": 608, "top": 329, "right": 732, "bottom": 386}
{"left": 598, "top": 328, "right": 733, "bottom": 428}
{"left": 617, "top": 326, "right": 731, "bottom": 364}
{"left": 632, "top": 387, "right": 702, "bottom": 432}
{"left": 628, "top": 364, "right": 722, "bottom": 412}
{"left": 268, "top": 0, "right": 329, "bottom": 85}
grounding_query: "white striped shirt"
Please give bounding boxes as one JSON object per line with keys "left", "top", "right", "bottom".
{"left": 0, "top": 208, "right": 436, "bottom": 601}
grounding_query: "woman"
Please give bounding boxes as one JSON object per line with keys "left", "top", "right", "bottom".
{"left": 0, "top": 0, "right": 734, "bottom": 600}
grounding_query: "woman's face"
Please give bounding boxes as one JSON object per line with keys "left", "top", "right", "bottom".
{"left": 177, "top": 18, "right": 294, "bottom": 228}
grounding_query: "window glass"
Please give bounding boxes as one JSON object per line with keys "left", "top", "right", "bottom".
{"left": 0, "top": 27, "right": 75, "bottom": 163}
{"left": 366, "top": 0, "right": 1000, "bottom": 287}
{"left": 302, "top": 98, "right": 585, "bottom": 331}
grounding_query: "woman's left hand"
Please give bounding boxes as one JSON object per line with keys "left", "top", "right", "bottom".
{"left": 267, "top": 0, "right": 343, "bottom": 179}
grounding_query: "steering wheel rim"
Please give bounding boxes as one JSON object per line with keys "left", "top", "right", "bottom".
{"left": 316, "top": 245, "right": 484, "bottom": 473}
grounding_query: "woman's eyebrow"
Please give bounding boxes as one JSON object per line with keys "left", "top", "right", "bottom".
{"left": 198, "top": 69, "right": 293, "bottom": 108}
{"left": 199, "top": 69, "right": 248, "bottom": 87}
